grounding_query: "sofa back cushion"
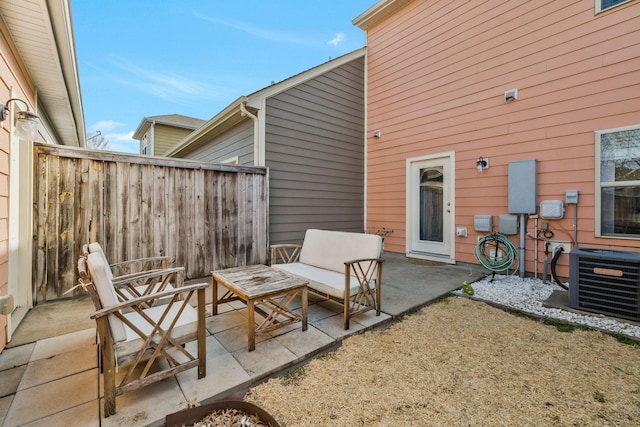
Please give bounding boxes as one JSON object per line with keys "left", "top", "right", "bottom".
{"left": 299, "top": 229, "right": 382, "bottom": 274}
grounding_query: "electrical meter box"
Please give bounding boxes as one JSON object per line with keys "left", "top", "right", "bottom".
{"left": 508, "top": 159, "right": 537, "bottom": 214}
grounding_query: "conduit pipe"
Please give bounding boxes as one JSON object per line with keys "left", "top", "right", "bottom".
{"left": 519, "top": 214, "right": 526, "bottom": 278}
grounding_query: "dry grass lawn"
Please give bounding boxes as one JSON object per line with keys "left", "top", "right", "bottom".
{"left": 246, "top": 297, "right": 640, "bottom": 426}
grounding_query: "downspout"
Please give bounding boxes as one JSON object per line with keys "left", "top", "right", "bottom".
{"left": 150, "top": 120, "right": 156, "bottom": 155}
{"left": 240, "top": 102, "right": 261, "bottom": 165}
{"left": 362, "top": 45, "right": 369, "bottom": 234}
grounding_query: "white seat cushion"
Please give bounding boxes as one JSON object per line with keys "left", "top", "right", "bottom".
{"left": 114, "top": 302, "right": 199, "bottom": 358}
{"left": 273, "top": 262, "right": 374, "bottom": 299}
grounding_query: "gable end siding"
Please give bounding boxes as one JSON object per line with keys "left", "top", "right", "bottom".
{"left": 153, "top": 125, "right": 195, "bottom": 156}
{"left": 178, "top": 120, "right": 255, "bottom": 165}
{"left": 266, "top": 57, "right": 366, "bottom": 244}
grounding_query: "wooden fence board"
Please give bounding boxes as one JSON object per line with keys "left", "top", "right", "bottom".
{"left": 33, "top": 144, "right": 268, "bottom": 303}
{"left": 153, "top": 166, "right": 167, "bottom": 258}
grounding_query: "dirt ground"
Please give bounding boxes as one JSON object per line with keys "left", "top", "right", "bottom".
{"left": 246, "top": 296, "right": 640, "bottom": 426}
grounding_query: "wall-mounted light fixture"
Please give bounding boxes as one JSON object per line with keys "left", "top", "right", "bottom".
{"left": 1, "top": 98, "right": 39, "bottom": 140}
{"left": 476, "top": 156, "right": 489, "bottom": 172}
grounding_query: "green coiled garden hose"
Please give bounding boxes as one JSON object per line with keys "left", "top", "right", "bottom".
{"left": 473, "top": 234, "right": 519, "bottom": 273}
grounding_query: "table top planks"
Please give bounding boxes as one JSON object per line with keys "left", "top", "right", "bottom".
{"left": 212, "top": 264, "right": 307, "bottom": 299}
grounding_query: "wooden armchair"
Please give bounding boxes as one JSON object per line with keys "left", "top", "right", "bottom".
{"left": 78, "top": 252, "right": 207, "bottom": 417}
{"left": 83, "top": 243, "right": 176, "bottom": 304}
{"left": 85, "top": 242, "right": 169, "bottom": 279}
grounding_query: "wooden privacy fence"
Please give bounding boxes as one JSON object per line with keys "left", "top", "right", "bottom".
{"left": 33, "top": 143, "right": 269, "bottom": 303}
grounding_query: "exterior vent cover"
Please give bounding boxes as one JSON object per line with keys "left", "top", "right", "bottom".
{"left": 569, "top": 248, "right": 640, "bottom": 321}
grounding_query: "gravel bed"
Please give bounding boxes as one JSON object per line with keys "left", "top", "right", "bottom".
{"left": 453, "top": 274, "right": 640, "bottom": 340}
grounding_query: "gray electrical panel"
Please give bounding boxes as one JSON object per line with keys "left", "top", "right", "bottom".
{"left": 508, "top": 159, "right": 537, "bottom": 214}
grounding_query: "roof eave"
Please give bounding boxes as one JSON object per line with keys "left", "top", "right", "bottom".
{"left": 164, "top": 96, "right": 250, "bottom": 158}
{"left": 48, "top": 0, "right": 85, "bottom": 146}
{"left": 0, "top": 0, "right": 86, "bottom": 146}
{"left": 353, "top": 0, "right": 414, "bottom": 31}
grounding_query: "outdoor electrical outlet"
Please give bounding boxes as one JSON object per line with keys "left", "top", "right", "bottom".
{"left": 548, "top": 241, "right": 571, "bottom": 254}
{"left": 541, "top": 222, "right": 549, "bottom": 231}
{"left": 0, "top": 294, "right": 14, "bottom": 315}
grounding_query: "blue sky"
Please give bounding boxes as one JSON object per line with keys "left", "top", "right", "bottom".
{"left": 72, "top": 1, "right": 370, "bottom": 153}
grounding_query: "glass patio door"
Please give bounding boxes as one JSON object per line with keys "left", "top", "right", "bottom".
{"left": 407, "top": 154, "right": 453, "bottom": 261}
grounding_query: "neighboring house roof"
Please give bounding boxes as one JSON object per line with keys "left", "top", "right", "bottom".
{"left": 0, "top": 0, "right": 85, "bottom": 146}
{"left": 353, "top": 0, "right": 414, "bottom": 30}
{"left": 132, "top": 114, "right": 206, "bottom": 140}
{"left": 164, "top": 48, "right": 366, "bottom": 159}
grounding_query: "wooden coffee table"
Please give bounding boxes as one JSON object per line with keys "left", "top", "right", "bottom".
{"left": 211, "top": 264, "right": 308, "bottom": 351}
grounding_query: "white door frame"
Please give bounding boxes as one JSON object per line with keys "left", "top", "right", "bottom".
{"left": 406, "top": 152, "right": 456, "bottom": 264}
{"left": 7, "top": 111, "right": 34, "bottom": 340}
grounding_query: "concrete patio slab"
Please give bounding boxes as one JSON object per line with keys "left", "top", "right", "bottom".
{"left": 0, "top": 365, "right": 25, "bottom": 398}
{"left": 100, "top": 373, "right": 186, "bottom": 426}
{"left": 4, "top": 368, "right": 98, "bottom": 426}
{"left": 176, "top": 336, "right": 252, "bottom": 404}
{"left": 23, "top": 400, "right": 99, "bottom": 427}
{"left": 19, "top": 344, "right": 97, "bottom": 390}
{"left": 6, "top": 298, "right": 94, "bottom": 348}
{"left": 381, "top": 252, "right": 486, "bottom": 316}
{"left": 0, "top": 395, "right": 13, "bottom": 424}
{"left": 312, "top": 312, "right": 369, "bottom": 339}
{"left": 0, "top": 343, "right": 34, "bottom": 371}
{"left": 29, "top": 328, "right": 96, "bottom": 362}
{"left": 274, "top": 324, "right": 335, "bottom": 357}
{"left": 232, "top": 337, "right": 299, "bottom": 379}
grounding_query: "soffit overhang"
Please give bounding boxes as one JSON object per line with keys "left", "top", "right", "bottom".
{"left": 0, "top": 0, "right": 85, "bottom": 146}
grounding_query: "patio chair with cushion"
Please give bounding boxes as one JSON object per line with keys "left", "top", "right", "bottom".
{"left": 85, "top": 242, "right": 169, "bottom": 278}
{"left": 83, "top": 243, "right": 176, "bottom": 305}
{"left": 78, "top": 252, "right": 207, "bottom": 417}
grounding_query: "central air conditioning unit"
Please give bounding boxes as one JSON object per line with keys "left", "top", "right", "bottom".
{"left": 569, "top": 248, "right": 640, "bottom": 321}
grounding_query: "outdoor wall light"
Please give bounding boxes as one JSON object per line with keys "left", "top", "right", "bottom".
{"left": 476, "top": 156, "right": 489, "bottom": 172}
{"left": 1, "top": 98, "right": 40, "bottom": 140}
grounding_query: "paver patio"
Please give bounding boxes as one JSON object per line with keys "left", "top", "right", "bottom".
{"left": 0, "top": 253, "right": 484, "bottom": 426}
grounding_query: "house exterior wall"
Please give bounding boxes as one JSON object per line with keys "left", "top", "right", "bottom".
{"left": 364, "top": 0, "right": 640, "bottom": 276}
{"left": 0, "top": 74, "right": 9, "bottom": 353}
{"left": 0, "top": 30, "right": 34, "bottom": 352}
{"left": 181, "top": 120, "right": 255, "bottom": 165}
{"left": 265, "top": 56, "right": 365, "bottom": 244}
{"left": 154, "top": 125, "right": 195, "bottom": 156}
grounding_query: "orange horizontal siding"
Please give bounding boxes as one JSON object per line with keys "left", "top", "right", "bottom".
{"left": 365, "top": 0, "right": 640, "bottom": 276}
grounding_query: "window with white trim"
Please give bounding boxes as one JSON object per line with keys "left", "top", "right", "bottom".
{"left": 141, "top": 134, "right": 148, "bottom": 155}
{"left": 596, "top": 125, "right": 640, "bottom": 238}
{"left": 596, "top": 0, "right": 632, "bottom": 13}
